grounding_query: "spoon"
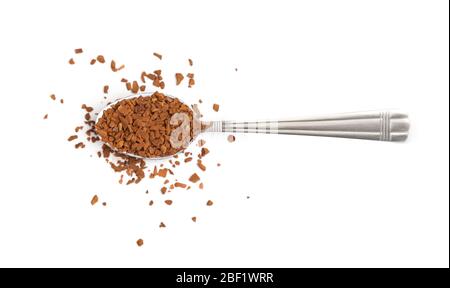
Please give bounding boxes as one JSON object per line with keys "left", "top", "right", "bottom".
{"left": 96, "top": 92, "right": 410, "bottom": 159}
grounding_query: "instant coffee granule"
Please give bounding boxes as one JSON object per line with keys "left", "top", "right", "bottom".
{"left": 75, "top": 48, "right": 83, "bottom": 54}
{"left": 136, "top": 239, "right": 144, "bottom": 247}
{"left": 227, "top": 135, "right": 235, "bottom": 142}
{"left": 91, "top": 195, "right": 99, "bottom": 206}
{"left": 153, "top": 52, "right": 162, "bottom": 60}
{"left": 213, "top": 104, "right": 219, "bottom": 112}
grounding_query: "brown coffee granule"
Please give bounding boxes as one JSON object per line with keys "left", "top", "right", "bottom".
{"left": 102, "top": 202, "right": 107, "bottom": 206}
{"left": 184, "top": 157, "right": 193, "bottom": 163}
{"left": 149, "top": 200, "right": 154, "bottom": 206}
{"left": 159, "top": 222, "right": 166, "bottom": 228}
{"left": 75, "top": 48, "right": 83, "bottom": 54}
{"left": 189, "top": 173, "right": 200, "bottom": 183}
{"left": 97, "top": 151, "right": 101, "bottom": 158}
{"left": 90, "top": 59, "right": 96, "bottom": 65}
{"left": 91, "top": 195, "right": 99, "bottom": 205}
{"left": 201, "top": 147, "right": 209, "bottom": 157}
{"left": 197, "top": 139, "right": 206, "bottom": 147}
{"left": 75, "top": 126, "right": 83, "bottom": 132}
{"left": 95, "top": 92, "right": 194, "bottom": 158}
{"left": 174, "top": 182, "right": 187, "bottom": 188}
{"left": 84, "top": 113, "right": 91, "bottom": 120}
{"left": 75, "top": 142, "right": 85, "bottom": 149}
{"left": 175, "top": 73, "right": 184, "bottom": 85}
{"left": 199, "top": 183, "right": 204, "bottom": 189}
{"left": 68, "top": 58, "right": 75, "bottom": 65}
{"left": 121, "top": 78, "right": 128, "bottom": 83}
{"left": 110, "top": 60, "right": 124, "bottom": 72}
{"left": 191, "top": 217, "right": 197, "bottom": 222}
{"left": 188, "top": 59, "right": 193, "bottom": 66}
{"left": 197, "top": 160, "right": 206, "bottom": 171}
{"left": 153, "top": 52, "right": 162, "bottom": 60}
{"left": 188, "top": 78, "right": 195, "bottom": 88}
{"left": 161, "top": 187, "right": 167, "bottom": 194}
{"left": 97, "top": 55, "right": 105, "bottom": 63}
{"left": 164, "top": 200, "right": 173, "bottom": 205}
{"left": 50, "top": 94, "right": 56, "bottom": 101}
{"left": 43, "top": 114, "right": 48, "bottom": 120}
{"left": 206, "top": 200, "right": 213, "bottom": 206}
{"left": 213, "top": 104, "right": 219, "bottom": 112}
{"left": 81, "top": 104, "right": 94, "bottom": 112}
{"left": 136, "top": 239, "right": 144, "bottom": 247}
{"left": 126, "top": 82, "right": 131, "bottom": 91}
{"left": 227, "top": 135, "right": 235, "bottom": 142}
{"left": 217, "top": 163, "right": 221, "bottom": 167}
{"left": 131, "top": 81, "right": 139, "bottom": 93}
{"left": 67, "top": 135, "right": 78, "bottom": 142}
{"left": 103, "top": 85, "right": 109, "bottom": 94}
{"left": 140, "top": 85, "right": 146, "bottom": 92}
{"left": 187, "top": 73, "right": 194, "bottom": 79}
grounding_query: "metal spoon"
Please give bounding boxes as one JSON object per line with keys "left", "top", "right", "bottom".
{"left": 96, "top": 92, "right": 410, "bottom": 159}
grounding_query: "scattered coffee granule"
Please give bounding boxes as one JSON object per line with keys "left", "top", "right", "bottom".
{"left": 43, "top": 114, "right": 48, "bottom": 120}
{"left": 191, "top": 217, "right": 197, "bottom": 222}
{"left": 149, "top": 200, "right": 154, "bottom": 206}
{"left": 184, "top": 157, "right": 193, "bottom": 163}
{"left": 174, "top": 182, "right": 187, "bottom": 188}
{"left": 102, "top": 202, "right": 107, "bottom": 206}
{"left": 95, "top": 92, "right": 195, "bottom": 158}
{"left": 199, "top": 183, "right": 204, "bottom": 189}
{"left": 84, "top": 113, "right": 91, "bottom": 120}
{"left": 75, "top": 48, "right": 83, "bottom": 54}
{"left": 175, "top": 73, "right": 184, "bottom": 85}
{"left": 90, "top": 59, "right": 96, "bottom": 65}
{"left": 197, "top": 160, "right": 206, "bottom": 171}
{"left": 161, "top": 187, "right": 167, "bottom": 194}
{"left": 121, "top": 78, "right": 128, "bottom": 83}
{"left": 131, "top": 81, "right": 139, "bottom": 93}
{"left": 188, "top": 59, "right": 193, "bottom": 66}
{"left": 187, "top": 73, "right": 194, "bottom": 78}
{"left": 91, "top": 195, "right": 99, "bottom": 206}
{"left": 217, "top": 163, "right": 221, "bottom": 167}
{"left": 81, "top": 104, "right": 94, "bottom": 112}
{"left": 50, "top": 94, "right": 56, "bottom": 101}
{"left": 164, "top": 200, "right": 173, "bottom": 205}
{"left": 206, "top": 200, "right": 213, "bottom": 206}
{"left": 75, "top": 142, "right": 85, "bottom": 149}
{"left": 189, "top": 173, "right": 200, "bottom": 183}
{"left": 136, "top": 239, "right": 144, "bottom": 247}
{"left": 103, "top": 85, "right": 109, "bottom": 94}
{"left": 126, "top": 82, "right": 131, "bottom": 91}
{"left": 140, "top": 85, "right": 146, "bottom": 92}
{"left": 213, "top": 103, "right": 220, "bottom": 112}
{"left": 201, "top": 147, "right": 209, "bottom": 157}
{"left": 153, "top": 52, "right": 162, "bottom": 60}
{"left": 197, "top": 139, "right": 206, "bottom": 147}
{"left": 97, "top": 151, "right": 102, "bottom": 158}
{"left": 159, "top": 222, "right": 166, "bottom": 228}
{"left": 227, "top": 135, "right": 235, "bottom": 142}
{"left": 67, "top": 135, "right": 78, "bottom": 142}
{"left": 96, "top": 55, "right": 105, "bottom": 63}
{"left": 68, "top": 58, "right": 75, "bottom": 65}
{"left": 75, "top": 126, "right": 83, "bottom": 132}
{"left": 110, "top": 60, "right": 125, "bottom": 72}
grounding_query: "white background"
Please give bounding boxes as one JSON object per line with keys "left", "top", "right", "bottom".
{"left": 0, "top": 0, "right": 448, "bottom": 268}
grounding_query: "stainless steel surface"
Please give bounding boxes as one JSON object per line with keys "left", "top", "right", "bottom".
{"left": 204, "top": 110, "right": 409, "bottom": 141}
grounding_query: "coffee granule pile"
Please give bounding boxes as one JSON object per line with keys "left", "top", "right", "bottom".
{"left": 95, "top": 92, "right": 194, "bottom": 158}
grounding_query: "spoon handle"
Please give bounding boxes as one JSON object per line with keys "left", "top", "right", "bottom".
{"left": 204, "top": 110, "right": 409, "bottom": 141}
